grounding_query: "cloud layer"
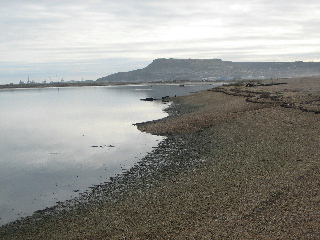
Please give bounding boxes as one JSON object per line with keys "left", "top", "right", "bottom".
{"left": 1, "top": 0, "right": 320, "bottom": 83}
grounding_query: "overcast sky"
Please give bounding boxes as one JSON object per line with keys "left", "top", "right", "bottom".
{"left": 1, "top": 0, "right": 320, "bottom": 84}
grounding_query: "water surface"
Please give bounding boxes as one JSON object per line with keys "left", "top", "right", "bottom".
{"left": 0, "top": 82, "right": 221, "bottom": 225}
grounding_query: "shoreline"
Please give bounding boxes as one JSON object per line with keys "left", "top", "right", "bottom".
{"left": 0, "top": 80, "right": 224, "bottom": 90}
{"left": 1, "top": 77, "right": 320, "bottom": 239}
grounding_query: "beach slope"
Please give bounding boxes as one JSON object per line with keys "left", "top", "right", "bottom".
{"left": 1, "top": 77, "right": 320, "bottom": 239}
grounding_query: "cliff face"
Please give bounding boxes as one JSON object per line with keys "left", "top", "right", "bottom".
{"left": 96, "top": 58, "right": 320, "bottom": 82}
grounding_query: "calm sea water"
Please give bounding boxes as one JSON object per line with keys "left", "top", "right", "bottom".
{"left": 0, "top": 82, "right": 221, "bottom": 225}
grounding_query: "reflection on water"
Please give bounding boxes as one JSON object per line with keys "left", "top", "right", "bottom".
{"left": 0, "top": 82, "right": 221, "bottom": 225}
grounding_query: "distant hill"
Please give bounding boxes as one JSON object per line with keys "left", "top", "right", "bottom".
{"left": 96, "top": 58, "right": 320, "bottom": 82}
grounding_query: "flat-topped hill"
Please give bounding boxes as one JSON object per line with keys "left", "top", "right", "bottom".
{"left": 97, "top": 58, "right": 320, "bottom": 82}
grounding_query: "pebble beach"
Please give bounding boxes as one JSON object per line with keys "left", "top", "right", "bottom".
{"left": 1, "top": 77, "right": 320, "bottom": 239}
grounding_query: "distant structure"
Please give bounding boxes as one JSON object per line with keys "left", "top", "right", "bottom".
{"left": 96, "top": 58, "right": 320, "bottom": 83}
{"left": 15, "top": 76, "right": 95, "bottom": 85}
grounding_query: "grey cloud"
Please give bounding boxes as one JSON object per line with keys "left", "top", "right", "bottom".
{"left": 1, "top": 0, "right": 320, "bottom": 84}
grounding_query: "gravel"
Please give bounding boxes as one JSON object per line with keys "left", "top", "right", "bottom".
{"left": 1, "top": 77, "right": 320, "bottom": 239}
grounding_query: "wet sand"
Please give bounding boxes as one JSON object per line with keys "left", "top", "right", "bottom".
{"left": 1, "top": 77, "right": 320, "bottom": 239}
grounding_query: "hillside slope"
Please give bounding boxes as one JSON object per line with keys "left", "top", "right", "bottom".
{"left": 97, "top": 58, "right": 320, "bottom": 82}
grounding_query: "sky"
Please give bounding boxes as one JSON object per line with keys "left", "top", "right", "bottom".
{"left": 1, "top": 0, "right": 320, "bottom": 84}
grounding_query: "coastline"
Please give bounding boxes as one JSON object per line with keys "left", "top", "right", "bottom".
{"left": 0, "top": 80, "right": 220, "bottom": 90}
{"left": 1, "top": 77, "right": 320, "bottom": 239}
{"left": 0, "top": 81, "right": 136, "bottom": 89}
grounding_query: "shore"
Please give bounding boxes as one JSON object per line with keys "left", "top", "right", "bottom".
{"left": 1, "top": 77, "right": 320, "bottom": 239}
{"left": 0, "top": 80, "right": 207, "bottom": 89}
